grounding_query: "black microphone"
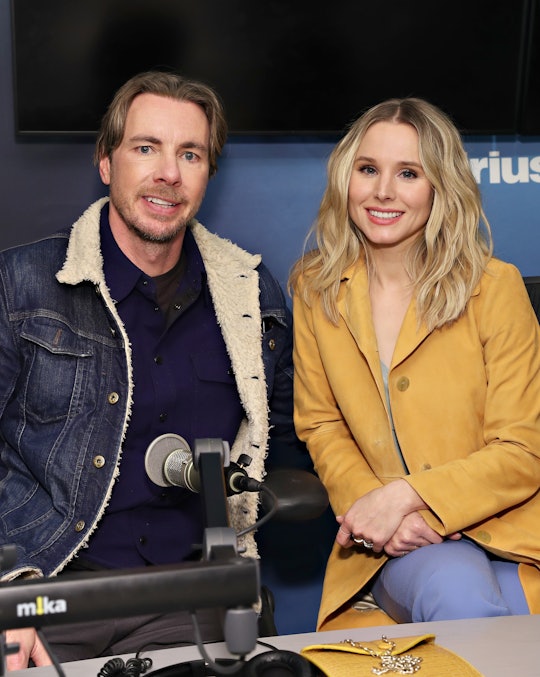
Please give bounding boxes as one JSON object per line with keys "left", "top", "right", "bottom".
{"left": 144, "top": 434, "right": 262, "bottom": 495}
{"left": 144, "top": 435, "right": 329, "bottom": 520}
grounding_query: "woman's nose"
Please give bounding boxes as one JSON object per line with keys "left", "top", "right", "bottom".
{"left": 374, "top": 174, "right": 395, "bottom": 200}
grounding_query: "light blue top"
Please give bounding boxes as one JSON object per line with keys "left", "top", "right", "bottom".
{"left": 381, "top": 362, "right": 408, "bottom": 472}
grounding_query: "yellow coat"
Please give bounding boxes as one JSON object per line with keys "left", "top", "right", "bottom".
{"left": 292, "top": 258, "right": 540, "bottom": 629}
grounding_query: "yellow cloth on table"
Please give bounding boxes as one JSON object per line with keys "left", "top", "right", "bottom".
{"left": 301, "top": 634, "right": 483, "bottom": 676}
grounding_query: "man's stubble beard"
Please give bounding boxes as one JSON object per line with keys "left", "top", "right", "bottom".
{"left": 110, "top": 190, "right": 197, "bottom": 245}
{"left": 126, "top": 216, "right": 188, "bottom": 245}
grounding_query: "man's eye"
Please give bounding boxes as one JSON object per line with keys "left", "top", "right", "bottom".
{"left": 184, "top": 151, "right": 196, "bottom": 161}
{"left": 139, "top": 146, "right": 151, "bottom": 154}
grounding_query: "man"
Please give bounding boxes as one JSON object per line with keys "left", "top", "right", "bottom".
{"left": 0, "top": 71, "right": 299, "bottom": 668}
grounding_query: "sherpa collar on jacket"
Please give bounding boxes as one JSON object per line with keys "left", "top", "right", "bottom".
{"left": 56, "top": 198, "right": 270, "bottom": 558}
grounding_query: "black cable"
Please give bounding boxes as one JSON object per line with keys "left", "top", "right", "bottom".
{"left": 236, "top": 485, "right": 278, "bottom": 538}
{"left": 36, "top": 629, "right": 66, "bottom": 677}
{"left": 189, "top": 612, "right": 245, "bottom": 676}
{"left": 255, "top": 639, "right": 280, "bottom": 652}
{"left": 98, "top": 655, "right": 153, "bottom": 677}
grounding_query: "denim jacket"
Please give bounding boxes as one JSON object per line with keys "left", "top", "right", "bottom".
{"left": 0, "top": 199, "right": 295, "bottom": 579}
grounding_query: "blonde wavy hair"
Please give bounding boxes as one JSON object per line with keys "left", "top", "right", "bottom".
{"left": 289, "top": 97, "right": 493, "bottom": 330}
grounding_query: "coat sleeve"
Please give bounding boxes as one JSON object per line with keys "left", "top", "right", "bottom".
{"left": 406, "top": 263, "right": 540, "bottom": 535}
{"left": 0, "top": 257, "right": 22, "bottom": 424}
{"left": 292, "top": 284, "right": 385, "bottom": 517}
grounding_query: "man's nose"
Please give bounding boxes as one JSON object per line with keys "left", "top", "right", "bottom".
{"left": 154, "top": 153, "right": 182, "bottom": 185}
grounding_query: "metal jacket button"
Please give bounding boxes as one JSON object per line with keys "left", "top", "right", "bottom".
{"left": 108, "top": 392, "right": 120, "bottom": 404}
{"left": 93, "top": 455, "right": 105, "bottom": 468}
{"left": 75, "top": 520, "right": 85, "bottom": 532}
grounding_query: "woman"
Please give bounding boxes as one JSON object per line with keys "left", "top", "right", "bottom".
{"left": 289, "top": 97, "right": 540, "bottom": 631}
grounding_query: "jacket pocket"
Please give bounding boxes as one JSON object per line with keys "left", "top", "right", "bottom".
{"left": 20, "top": 316, "right": 94, "bottom": 424}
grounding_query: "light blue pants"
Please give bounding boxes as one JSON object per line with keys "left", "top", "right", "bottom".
{"left": 371, "top": 538, "right": 529, "bottom": 622}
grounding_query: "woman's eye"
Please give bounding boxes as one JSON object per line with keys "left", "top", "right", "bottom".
{"left": 359, "top": 165, "right": 376, "bottom": 175}
{"left": 400, "top": 169, "right": 417, "bottom": 179}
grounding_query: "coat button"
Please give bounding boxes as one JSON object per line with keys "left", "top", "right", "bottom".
{"left": 93, "top": 455, "right": 105, "bottom": 469}
{"left": 75, "top": 520, "right": 85, "bottom": 532}
{"left": 108, "top": 392, "right": 120, "bottom": 404}
{"left": 268, "top": 338, "right": 276, "bottom": 350}
{"left": 396, "top": 376, "right": 410, "bottom": 391}
{"left": 476, "top": 530, "right": 491, "bottom": 544}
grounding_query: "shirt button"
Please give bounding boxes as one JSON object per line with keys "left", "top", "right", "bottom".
{"left": 139, "top": 536, "right": 147, "bottom": 545}
{"left": 159, "top": 413, "right": 168, "bottom": 423}
{"left": 476, "top": 530, "right": 491, "bottom": 544}
{"left": 108, "top": 392, "right": 120, "bottom": 405}
{"left": 154, "top": 355, "right": 163, "bottom": 365}
{"left": 75, "top": 520, "right": 85, "bottom": 532}
{"left": 421, "top": 463, "right": 432, "bottom": 470}
{"left": 268, "top": 338, "right": 276, "bottom": 350}
{"left": 93, "top": 455, "right": 105, "bottom": 468}
{"left": 396, "top": 376, "right": 410, "bottom": 391}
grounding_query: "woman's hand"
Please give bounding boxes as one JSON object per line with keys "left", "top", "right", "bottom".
{"left": 383, "top": 511, "right": 444, "bottom": 557}
{"left": 335, "top": 479, "right": 428, "bottom": 553}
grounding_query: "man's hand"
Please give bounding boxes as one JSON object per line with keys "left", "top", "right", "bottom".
{"left": 5, "top": 628, "right": 52, "bottom": 671}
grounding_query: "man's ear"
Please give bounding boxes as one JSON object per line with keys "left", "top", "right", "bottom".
{"left": 99, "top": 156, "right": 111, "bottom": 185}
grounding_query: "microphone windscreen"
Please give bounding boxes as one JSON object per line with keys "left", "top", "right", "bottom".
{"left": 145, "top": 433, "right": 191, "bottom": 487}
{"left": 261, "top": 469, "right": 329, "bottom": 521}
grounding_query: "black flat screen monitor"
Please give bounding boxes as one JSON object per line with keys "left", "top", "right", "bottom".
{"left": 10, "top": 0, "right": 538, "bottom": 136}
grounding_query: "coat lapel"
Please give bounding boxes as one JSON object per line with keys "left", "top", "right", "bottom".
{"left": 392, "top": 299, "right": 431, "bottom": 367}
{"left": 337, "top": 261, "right": 431, "bottom": 373}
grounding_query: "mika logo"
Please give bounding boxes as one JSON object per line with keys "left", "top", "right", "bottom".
{"left": 16, "top": 595, "right": 67, "bottom": 617}
{"left": 469, "top": 151, "right": 540, "bottom": 185}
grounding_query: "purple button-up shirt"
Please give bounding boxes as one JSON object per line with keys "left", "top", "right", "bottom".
{"left": 83, "top": 208, "right": 244, "bottom": 568}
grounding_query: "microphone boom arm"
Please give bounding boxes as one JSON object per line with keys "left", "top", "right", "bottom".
{"left": 0, "top": 439, "right": 261, "bottom": 663}
{"left": 195, "top": 439, "right": 231, "bottom": 532}
{"left": 0, "top": 558, "right": 259, "bottom": 632}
